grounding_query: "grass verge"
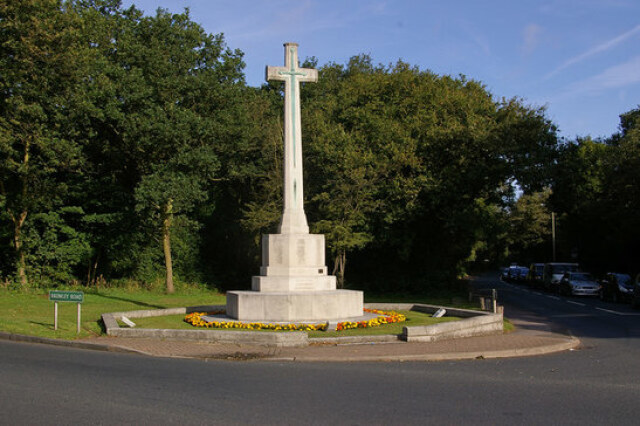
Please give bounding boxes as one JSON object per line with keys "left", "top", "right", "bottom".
{"left": 0, "top": 288, "right": 225, "bottom": 340}
{"left": 0, "top": 287, "right": 504, "bottom": 340}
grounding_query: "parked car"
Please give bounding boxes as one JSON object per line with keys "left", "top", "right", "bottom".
{"left": 500, "top": 267, "right": 509, "bottom": 281}
{"left": 514, "top": 266, "right": 530, "bottom": 283}
{"left": 599, "top": 273, "right": 634, "bottom": 303}
{"left": 527, "top": 263, "right": 545, "bottom": 287}
{"left": 506, "top": 265, "right": 528, "bottom": 282}
{"left": 631, "top": 274, "right": 640, "bottom": 309}
{"left": 543, "top": 262, "right": 579, "bottom": 292}
{"left": 559, "top": 272, "right": 600, "bottom": 296}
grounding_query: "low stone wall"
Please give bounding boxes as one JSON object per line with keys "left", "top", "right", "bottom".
{"left": 365, "top": 303, "right": 504, "bottom": 343}
{"left": 101, "top": 302, "right": 503, "bottom": 347}
{"left": 101, "top": 305, "right": 309, "bottom": 347}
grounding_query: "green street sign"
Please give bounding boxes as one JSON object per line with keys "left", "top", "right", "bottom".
{"left": 49, "top": 290, "right": 84, "bottom": 303}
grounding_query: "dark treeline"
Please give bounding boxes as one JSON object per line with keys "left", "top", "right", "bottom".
{"left": 1, "top": 1, "right": 638, "bottom": 293}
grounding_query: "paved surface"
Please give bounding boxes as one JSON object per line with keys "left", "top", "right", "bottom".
{"left": 61, "top": 313, "right": 578, "bottom": 361}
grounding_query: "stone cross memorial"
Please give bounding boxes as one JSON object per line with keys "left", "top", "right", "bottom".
{"left": 226, "top": 43, "right": 363, "bottom": 322}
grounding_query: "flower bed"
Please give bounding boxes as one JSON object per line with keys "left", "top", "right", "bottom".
{"left": 336, "top": 308, "right": 406, "bottom": 331}
{"left": 184, "top": 308, "right": 406, "bottom": 332}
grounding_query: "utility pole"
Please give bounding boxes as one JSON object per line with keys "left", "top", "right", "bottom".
{"left": 551, "top": 212, "right": 556, "bottom": 262}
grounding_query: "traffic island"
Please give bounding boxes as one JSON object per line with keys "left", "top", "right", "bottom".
{"left": 101, "top": 303, "right": 503, "bottom": 347}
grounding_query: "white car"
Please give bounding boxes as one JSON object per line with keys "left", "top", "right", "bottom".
{"left": 559, "top": 272, "right": 601, "bottom": 296}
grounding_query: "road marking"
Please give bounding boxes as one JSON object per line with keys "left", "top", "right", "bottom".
{"left": 566, "top": 301, "right": 586, "bottom": 306}
{"left": 596, "top": 307, "right": 624, "bottom": 315}
{"left": 546, "top": 295, "right": 560, "bottom": 300}
{"left": 594, "top": 307, "right": 640, "bottom": 316}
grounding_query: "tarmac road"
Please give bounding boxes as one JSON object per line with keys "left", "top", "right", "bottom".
{"left": 1, "top": 272, "right": 639, "bottom": 424}
{"left": 477, "top": 272, "right": 640, "bottom": 361}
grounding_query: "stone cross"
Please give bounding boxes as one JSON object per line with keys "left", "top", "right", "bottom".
{"left": 266, "top": 42, "right": 318, "bottom": 234}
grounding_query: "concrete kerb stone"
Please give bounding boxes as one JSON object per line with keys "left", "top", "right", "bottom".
{"left": 0, "top": 331, "right": 142, "bottom": 355}
{"left": 268, "top": 337, "right": 582, "bottom": 363}
{"left": 100, "top": 302, "right": 503, "bottom": 348}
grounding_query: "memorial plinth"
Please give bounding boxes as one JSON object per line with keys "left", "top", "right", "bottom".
{"left": 226, "top": 43, "right": 363, "bottom": 322}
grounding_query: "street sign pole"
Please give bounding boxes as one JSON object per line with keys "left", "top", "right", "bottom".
{"left": 49, "top": 291, "right": 84, "bottom": 334}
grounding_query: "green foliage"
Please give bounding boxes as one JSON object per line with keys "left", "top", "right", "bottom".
{"left": 0, "top": 0, "right": 92, "bottom": 285}
{"left": 11, "top": 0, "right": 626, "bottom": 294}
{"left": 23, "top": 208, "right": 91, "bottom": 286}
{"left": 550, "top": 107, "right": 640, "bottom": 274}
{"left": 296, "top": 56, "right": 558, "bottom": 290}
{"left": 69, "top": 3, "right": 242, "bottom": 290}
{"left": 506, "top": 188, "right": 552, "bottom": 263}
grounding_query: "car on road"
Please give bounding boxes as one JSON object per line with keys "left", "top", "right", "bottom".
{"left": 506, "top": 265, "right": 529, "bottom": 283}
{"left": 559, "top": 272, "right": 601, "bottom": 296}
{"left": 632, "top": 274, "right": 640, "bottom": 309}
{"left": 527, "top": 263, "right": 545, "bottom": 287}
{"left": 500, "top": 267, "right": 509, "bottom": 281}
{"left": 599, "top": 273, "right": 634, "bottom": 303}
{"left": 543, "top": 262, "right": 579, "bottom": 292}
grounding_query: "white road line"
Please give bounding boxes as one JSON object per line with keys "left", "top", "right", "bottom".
{"left": 594, "top": 307, "right": 640, "bottom": 316}
{"left": 596, "top": 307, "right": 628, "bottom": 315}
{"left": 567, "top": 301, "right": 586, "bottom": 306}
{"left": 546, "top": 295, "right": 560, "bottom": 300}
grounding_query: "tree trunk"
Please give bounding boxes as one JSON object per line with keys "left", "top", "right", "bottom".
{"left": 333, "top": 249, "right": 346, "bottom": 289}
{"left": 12, "top": 210, "right": 28, "bottom": 287}
{"left": 3, "top": 137, "right": 31, "bottom": 287}
{"left": 162, "top": 199, "right": 175, "bottom": 294}
{"left": 87, "top": 253, "right": 99, "bottom": 286}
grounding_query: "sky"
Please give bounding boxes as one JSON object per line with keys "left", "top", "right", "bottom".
{"left": 121, "top": 0, "right": 640, "bottom": 140}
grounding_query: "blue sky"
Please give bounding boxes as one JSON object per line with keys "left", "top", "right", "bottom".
{"left": 122, "top": 0, "right": 640, "bottom": 140}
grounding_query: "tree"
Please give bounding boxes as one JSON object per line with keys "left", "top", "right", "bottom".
{"left": 601, "top": 106, "right": 640, "bottom": 272}
{"left": 0, "top": 0, "right": 91, "bottom": 285}
{"left": 302, "top": 58, "right": 423, "bottom": 287}
{"left": 74, "top": 5, "right": 243, "bottom": 292}
{"left": 550, "top": 138, "right": 610, "bottom": 269}
{"left": 297, "top": 55, "right": 558, "bottom": 289}
{"left": 134, "top": 149, "right": 218, "bottom": 293}
{"left": 507, "top": 188, "right": 553, "bottom": 263}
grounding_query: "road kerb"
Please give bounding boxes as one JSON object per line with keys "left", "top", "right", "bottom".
{"left": 264, "top": 336, "right": 581, "bottom": 362}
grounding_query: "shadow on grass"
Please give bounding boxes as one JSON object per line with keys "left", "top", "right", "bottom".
{"left": 29, "top": 321, "right": 54, "bottom": 330}
{"left": 91, "top": 292, "right": 166, "bottom": 310}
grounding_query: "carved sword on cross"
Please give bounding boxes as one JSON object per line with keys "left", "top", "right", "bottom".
{"left": 266, "top": 43, "right": 318, "bottom": 234}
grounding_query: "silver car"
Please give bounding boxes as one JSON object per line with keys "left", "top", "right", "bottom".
{"left": 559, "top": 272, "right": 601, "bottom": 296}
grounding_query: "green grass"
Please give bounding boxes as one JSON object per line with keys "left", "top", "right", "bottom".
{"left": 0, "top": 288, "right": 225, "bottom": 340}
{"left": 0, "top": 286, "right": 506, "bottom": 340}
{"left": 124, "top": 314, "right": 198, "bottom": 330}
{"left": 503, "top": 318, "right": 515, "bottom": 333}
